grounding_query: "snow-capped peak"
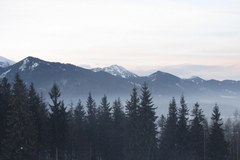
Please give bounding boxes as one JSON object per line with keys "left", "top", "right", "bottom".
{"left": 92, "top": 65, "right": 138, "bottom": 79}
{"left": 0, "top": 56, "right": 15, "bottom": 68}
{"left": 19, "top": 58, "right": 30, "bottom": 71}
{"left": 18, "top": 57, "right": 41, "bottom": 72}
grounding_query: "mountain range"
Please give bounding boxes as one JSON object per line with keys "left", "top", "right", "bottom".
{"left": 0, "top": 56, "right": 239, "bottom": 111}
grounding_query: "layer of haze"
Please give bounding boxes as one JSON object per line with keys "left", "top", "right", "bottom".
{"left": 0, "top": 0, "right": 240, "bottom": 80}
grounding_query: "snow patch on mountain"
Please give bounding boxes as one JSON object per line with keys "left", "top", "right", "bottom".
{"left": 151, "top": 78, "right": 156, "bottom": 82}
{"left": 176, "top": 83, "right": 184, "bottom": 90}
{"left": 0, "top": 69, "right": 11, "bottom": 79}
{"left": 19, "top": 58, "right": 30, "bottom": 71}
{"left": 0, "top": 56, "right": 15, "bottom": 68}
{"left": 18, "top": 57, "right": 43, "bottom": 71}
{"left": 187, "top": 76, "right": 205, "bottom": 85}
{"left": 92, "top": 67, "right": 102, "bottom": 72}
{"left": 30, "top": 62, "right": 39, "bottom": 71}
{"left": 92, "top": 65, "right": 138, "bottom": 79}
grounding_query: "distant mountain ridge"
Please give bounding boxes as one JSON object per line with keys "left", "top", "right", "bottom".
{"left": 0, "top": 56, "right": 132, "bottom": 101}
{"left": 0, "top": 56, "right": 239, "bottom": 105}
{"left": 92, "top": 64, "right": 138, "bottom": 79}
{"left": 0, "top": 56, "right": 15, "bottom": 68}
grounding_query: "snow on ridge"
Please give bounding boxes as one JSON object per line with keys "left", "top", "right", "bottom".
{"left": 18, "top": 58, "right": 41, "bottom": 71}
{"left": 0, "top": 62, "right": 11, "bottom": 68}
{"left": 92, "top": 68, "right": 102, "bottom": 72}
{"left": 0, "top": 69, "right": 11, "bottom": 79}
{"left": 92, "top": 65, "right": 137, "bottom": 79}
{"left": 176, "top": 83, "right": 184, "bottom": 90}
{"left": 104, "top": 65, "right": 131, "bottom": 78}
{"left": 0, "top": 56, "right": 15, "bottom": 68}
{"left": 30, "top": 62, "right": 39, "bottom": 71}
{"left": 19, "top": 58, "right": 30, "bottom": 71}
{"left": 151, "top": 78, "right": 156, "bottom": 82}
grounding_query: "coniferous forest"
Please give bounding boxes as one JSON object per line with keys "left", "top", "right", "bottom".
{"left": 0, "top": 74, "right": 240, "bottom": 160}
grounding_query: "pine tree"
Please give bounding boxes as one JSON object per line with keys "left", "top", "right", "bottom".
{"left": 97, "top": 95, "right": 112, "bottom": 160}
{"left": 28, "top": 83, "right": 49, "bottom": 160}
{"left": 231, "top": 111, "right": 240, "bottom": 160}
{"left": 66, "top": 103, "right": 74, "bottom": 160}
{"left": 38, "top": 96, "right": 49, "bottom": 159}
{"left": 176, "top": 95, "right": 190, "bottom": 159}
{"left": 48, "top": 83, "right": 68, "bottom": 160}
{"left": 2, "top": 74, "right": 37, "bottom": 160}
{"left": 125, "top": 86, "right": 141, "bottom": 160}
{"left": 208, "top": 104, "right": 228, "bottom": 160}
{"left": 158, "top": 114, "right": 167, "bottom": 145}
{"left": 159, "top": 98, "right": 178, "bottom": 160}
{"left": 224, "top": 118, "right": 233, "bottom": 160}
{"left": 73, "top": 100, "right": 87, "bottom": 160}
{"left": 86, "top": 93, "right": 97, "bottom": 160}
{"left": 112, "top": 98, "right": 125, "bottom": 160}
{"left": 0, "top": 77, "right": 11, "bottom": 154}
{"left": 139, "top": 82, "right": 158, "bottom": 160}
{"left": 189, "top": 102, "right": 205, "bottom": 160}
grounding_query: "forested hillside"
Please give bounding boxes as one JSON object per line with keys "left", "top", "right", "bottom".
{"left": 0, "top": 74, "right": 239, "bottom": 160}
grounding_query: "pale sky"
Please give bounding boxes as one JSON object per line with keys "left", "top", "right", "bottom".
{"left": 0, "top": 0, "right": 240, "bottom": 80}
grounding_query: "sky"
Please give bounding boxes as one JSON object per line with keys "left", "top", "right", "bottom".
{"left": 0, "top": 0, "right": 240, "bottom": 80}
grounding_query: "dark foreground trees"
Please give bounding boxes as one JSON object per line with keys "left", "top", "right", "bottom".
{"left": 2, "top": 74, "right": 37, "bottom": 160}
{"left": 49, "top": 83, "right": 68, "bottom": 160}
{"left": 208, "top": 104, "right": 228, "bottom": 160}
{"left": 138, "top": 83, "right": 158, "bottom": 160}
{"left": 159, "top": 97, "right": 178, "bottom": 160}
{"left": 0, "top": 75, "right": 232, "bottom": 160}
{"left": 189, "top": 102, "right": 205, "bottom": 160}
{"left": 0, "top": 77, "right": 11, "bottom": 154}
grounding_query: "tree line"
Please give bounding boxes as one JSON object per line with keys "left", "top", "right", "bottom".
{"left": 0, "top": 74, "right": 239, "bottom": 160}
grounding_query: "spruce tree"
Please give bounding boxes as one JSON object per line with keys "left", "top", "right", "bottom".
{"left": 125, "top": 86, "right": 141, "bottom": 160}
{"left": 2, "top": 74, "right": 36, "bottom": 160}
{"left": 112, "top": 98, "right": 125, "bottom": 160}
{"left": 73, "top": 100, "right": 87, "bottom": 160}
{"left": 66, "top": 103, "right": 74, "bottom": 160}
{"left": 28, "top": 83, "right": 49, "bottom": 160}
{"left": 139, "top": 82, "right": 157, "bottom": 160}
{"left": 224, "top": 118, "right": 233, "bottom": 160}
{"left": 158, "top": 114, "right": 167, "bottom": 145}
{"left": 189, "top": 102, "right": 205, "bottom": 160}
{"left": 231, "top": 112, "right": 240, "bottom": 160}
{"left": 48, "top": 83, "right": 68, "bottom": 160}
{"left": 0, "top": 77, "right": 11, "bottom": 154}
{"left": 97, "top": 95, "right": 112, "bottom": 160}
{"left": 86, "top": 93, "right": 97, "bottom": 160}
{"left": 208, "top": 104, "right": 228, "bottom": 160}
{"left": 159, "top": 98, "right": 178, "bottom": 160}
{"left": 176, "top": 95, "right": 190, "bottom": 159}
